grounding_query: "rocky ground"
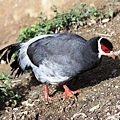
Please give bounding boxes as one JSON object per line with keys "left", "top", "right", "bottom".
{"left": 0, "top": 0, "right": 120, "bottom": 120}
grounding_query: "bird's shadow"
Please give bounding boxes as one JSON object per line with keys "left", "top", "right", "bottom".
{"left": 55, "top": 56, "right": 120, "bottom": 93}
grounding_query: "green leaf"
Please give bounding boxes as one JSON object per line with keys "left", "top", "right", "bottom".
{"left": 109, "top": 8, "right": 114, "bottom": 18}
{"left": 79, "top": 21, "right": 84, "bottom": 26}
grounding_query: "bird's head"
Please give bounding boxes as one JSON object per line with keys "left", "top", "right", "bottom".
{"left": 98, "top": 37, "right": 115, "bottom": 59}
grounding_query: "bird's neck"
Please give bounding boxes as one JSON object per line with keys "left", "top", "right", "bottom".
{"left": 82, "top": 39, "right": 101, "bottom": 61}
{"left": 87, "top": 38, "right": 99, "bottom": 54}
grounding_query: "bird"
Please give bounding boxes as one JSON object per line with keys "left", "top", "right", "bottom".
{"left": 0, "top": 33, "right": 115, "bottom": 101}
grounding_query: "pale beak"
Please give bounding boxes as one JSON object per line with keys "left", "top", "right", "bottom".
{"left": 109, "top": 51, "right": 116, "bottom": 60}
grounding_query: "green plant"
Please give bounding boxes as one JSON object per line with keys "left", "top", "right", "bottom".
{"left": 16, "top": 4, "right": 115, "bottom": 42}
{"left": 108, "top": 7, "right": 114, "bottom": 18}
{"left": 0, "top": 72, "right": 21, "bottom": 108}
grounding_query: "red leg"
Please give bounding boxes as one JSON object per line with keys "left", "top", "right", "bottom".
{"left": 63, "top": 84, "right": 80, "bottom": 100}
{"left": 44, "top": 85, "right": 54, "bottom": 101}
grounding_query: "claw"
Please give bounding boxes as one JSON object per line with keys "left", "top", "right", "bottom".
{"left": 63, "top": 84, "right": 80, "bottom": 100}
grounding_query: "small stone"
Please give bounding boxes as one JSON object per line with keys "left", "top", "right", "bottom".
{"left": 115, "top": 85, "right": 119, "bottom": 88}
{"left": 106, "top": 112, "right": 111, "bottom": 116}
{"left": 89, "top": 104, "right": 100, "bottom": 113}
{"left": 22, "top": 100, "right": 34, "bottom": 107}
{"left": 13, "top": 108, "right": 19, "bottom": 111}
{"left": 102, "top": 18, "right": 110, "bottom": 23}
{"left": 0, "top": 60, "right": 6, "bottom": 64}
{"left": 111, "top": 69, "right": 117, "bottom": 75}
{"left": 71, "top": 112, "right": 87, "bottom": 120}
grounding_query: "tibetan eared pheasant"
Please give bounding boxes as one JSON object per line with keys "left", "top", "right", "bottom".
{"left": 0, "top": 33, "right": 115, "bottom": 101}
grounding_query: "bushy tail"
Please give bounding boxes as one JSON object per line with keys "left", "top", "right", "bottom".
{"left": 0, "top": 43, "right": 20, "bottom": 63}
{"left": 0, "top": 42, "right": 24, "bottom": 77}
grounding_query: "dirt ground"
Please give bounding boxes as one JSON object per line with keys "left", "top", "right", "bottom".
{"left": 0, "top": 0, "right": 120, "bottom": 120}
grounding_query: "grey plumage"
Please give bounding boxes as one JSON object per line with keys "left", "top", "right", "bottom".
{"left": 0, "top": 32, "right": 115, "bottom": 100}
{"left": 0, "top": 33, "right": 103, "bottom": 84}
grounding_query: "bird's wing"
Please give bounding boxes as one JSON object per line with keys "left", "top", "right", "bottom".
{"left": 26, "top": 33, "right": 87, "bottom": 77}
{"left": 27, "top": 33, "right": 86, "bottom": 66}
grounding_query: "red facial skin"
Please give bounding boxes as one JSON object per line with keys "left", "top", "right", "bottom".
{"left": 101, "top": 44, "right": 110, "bottom": 53}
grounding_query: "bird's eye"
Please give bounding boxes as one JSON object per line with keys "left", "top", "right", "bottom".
{"left": 101, "top": 44, "right": 110, "bottom": 53}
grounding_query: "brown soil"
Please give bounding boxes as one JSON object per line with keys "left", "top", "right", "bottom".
{"left": 0, "top": 0, "right": 120, "bottom": 120}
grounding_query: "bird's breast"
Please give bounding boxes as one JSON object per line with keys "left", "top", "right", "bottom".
{"left": 32, "top": 59, "right": 70, "bottom": 85}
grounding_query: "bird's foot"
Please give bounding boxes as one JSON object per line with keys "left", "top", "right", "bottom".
{"left": 63, "top": 85, "right": 80, "bottom": 100}
{"left": 44, "top": 85, "right": 55, "bottom": 101}
{"left": 45, "top": 95, "right": 54, "bottom": 101}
